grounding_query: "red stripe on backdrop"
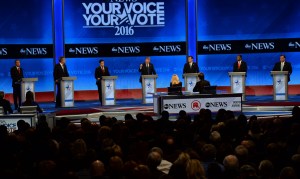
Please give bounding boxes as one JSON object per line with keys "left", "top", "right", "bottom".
{"left": 3, "top": 85, "right": 300, "bottom": 103}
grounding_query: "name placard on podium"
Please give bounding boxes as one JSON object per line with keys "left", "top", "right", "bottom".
{"left": 60, "top": 77, "right": 77, "bottom": 107}
{"left": 101, "top": 76, "right": 118, "bottom": 105}
{"left": 271, "top": 71, "right": 288, "bottom": 101}
{"left": 21, "top": 78, "right": 38, "bottom": 103}
{"left": 229, "top": 72, "right": 246, "bottom": 101}
{"left": 183, "top": 73, "right": 198, "bottom": 92}
{"left": 142, "top": 75, "right": 158, "bottom": 104}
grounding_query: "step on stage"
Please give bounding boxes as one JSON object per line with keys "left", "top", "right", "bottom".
{"left": 39, "top": 95, "right": 300, "bottom": 124}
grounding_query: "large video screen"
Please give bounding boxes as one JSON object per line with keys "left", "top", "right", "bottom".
{"left": 197, "top": 0, "right": 300, "bottom": 86}
{"left": 0, "top": 0, "right": 53, "bottom": 92}
{"left": 64, "top": 0, "right": 187, "bottom": 90}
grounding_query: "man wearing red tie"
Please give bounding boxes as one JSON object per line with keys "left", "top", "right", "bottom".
{"left": 95, "top": 59, "right": 110, "bottom": 105}
{"left": 233, "top": 54, "right": 247, "bottom": 72}
{"left": 183, "top": 56, "right": 199, "bottom": 74}
{"left": 10, "top": 59, "right": 24, "bottom": 110}
{"left": 54, "top": 57, "right": 69, "bottom": 108}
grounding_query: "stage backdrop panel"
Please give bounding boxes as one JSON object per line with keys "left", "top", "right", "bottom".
{"left": 197, "top": 0, "right": 300, "bottom": 86}
{"left": 64, "top": 0, "right": 187, "bottom": 90}
{"left": 0, "top": 0, "right": 53, "bottom": 92}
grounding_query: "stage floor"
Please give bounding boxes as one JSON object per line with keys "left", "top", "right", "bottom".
{"left": 37, "top": 95, "right": 300, "bottom": 123}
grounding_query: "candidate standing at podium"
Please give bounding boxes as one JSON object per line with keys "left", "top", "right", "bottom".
{"left": 233, "top": 55, "right": 247, "bottom": 72}
{"left": 139, "top": 56, "right": 156, "bottom": 83}
{"left": 183, "top": 56, "right": 199, "bottom": 74}
{"left": 10, "top": 59, "right": 24, "bottom": 110}
{"left": 95, "top": 59, "right": 110, "bottom": 105}
{"left": 54, "top": 57, "right": 69, "bottom": 107}
{"left": 272, "top": 55, "right": 292, "bottom": 82}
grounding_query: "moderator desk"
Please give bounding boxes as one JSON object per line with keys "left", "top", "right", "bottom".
{"left": 153, "top": 92, "right": 242, "bottom": 114}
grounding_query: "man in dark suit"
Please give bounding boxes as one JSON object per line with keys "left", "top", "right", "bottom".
{"left": 139, "top": 56, "right": 156, "bottom": 83}
{"left": 193, "top": 73, "right": 211, "bottom": 93}
{"left": 233, "top": 54, "right": 247, "bottom": 72}
{"left": 10, "top": 59, "right": 24, "bottom": 110}
{"left": 53, "top": 57, "right": 69, "bottom": 107}
{"left": 95, "top": 59, "right": 110, "bottom": 105}
{"left": 183, "top": 56, "right": 199, "bottom": 74}
{"left": 0, "top": 91, "right": 13, "bottom": 114}
{"left": 272, "top": 55, "right": 292, "bottom": 82}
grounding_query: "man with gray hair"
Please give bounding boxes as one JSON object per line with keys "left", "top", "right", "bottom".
{"left": 151, "top": 147, "right": 172, "bottom": 174}
{"left": 223, "top": 155, "right": 239, "bottom": 179}
{"left": 0, "top": 91, "right": 13, "bottom": 114}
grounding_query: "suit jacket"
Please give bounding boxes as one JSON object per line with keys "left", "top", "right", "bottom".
{"left": 10, "top": 66, "right": 24, "bottom": 87}
{"left": 272, "top": 61, "right": 292, "bottom": 81}
{"left": 193, "top": 80, "right": 211, "bottom": 93}
{"left": 53, "top": 63, "right": 69, "bottom": 81}
{"left": 139, "top": 63, "right": 156, "bottom": 82}
{"left": 183, "top": 62, "right": 199, "bottom": 74}
{"left": 0, "top": 99, "right": 13, "bottom": 114}
{"left": 233, "top": 61, "right": 247, "bottom": 72}
{"left": 95, "top": 66, "right": 110, "bottom": 85}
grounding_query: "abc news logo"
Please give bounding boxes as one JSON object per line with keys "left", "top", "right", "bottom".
{"left": 0, "top": 48, "right": 8, "bottom": 56}
{"left": 244, "top": 42, "right": 274, "bottom": 50}
{"left": 288, "top": 41, "right": 300, "bottom": 49}
{"left": 68, "top": 47, "right": 99, "bottom": 55}
{"left": 202, "top": 44, "right": 231, "bottom": 52}
{"left": 111, "top": 46, "right": 140, "bottom": 54}
{"left": 205, "top": 102, "right": 228, "bottom": 108}
{"left": 164, "top": 103, "right": 186, "bottom": 110}
{"left": 19, "top": 48, "right": 47, "bottom": 56}
{"left": 153, "top": 45, "right": 181, "bottom": 53}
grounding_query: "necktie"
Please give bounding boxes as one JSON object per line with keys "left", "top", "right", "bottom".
{"left": 190, "top": 63, "right": 192, "bottom": 68}
{"left": 238, "top": 62, "right": 241, "bottom": 69}
{"left": 281, "top": 62, "right": 284, "bottom": 71}
{"left": 147, "top": 64, "right": 150, "bottom": 74}
{"left": 17, "top": 67, "right": 20, "bottom": 74}
{"left": 102, "top": 67, "right": 105, "bottom": 73}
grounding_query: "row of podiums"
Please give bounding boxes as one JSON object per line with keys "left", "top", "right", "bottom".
{"left": 20, "top": 71, "right": 289, "bottom": 107}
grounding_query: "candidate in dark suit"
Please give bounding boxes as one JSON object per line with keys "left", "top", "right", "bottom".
{"left": 95, "top": 59, "right": 110, "bottom": 105}
{"left": 139, "top": 56, "right": 156, "bottom": 83}
{"left": 0, "top": 91, "right": 13, "bottom": 114}
{"left": 10, "top": 59, "right": 24, "bottom": 110}
{"left": 183, "top": 56, "right": 199, "bottom": 74}
{"left": 233, "top": 55, "right": 247, "bottom": 72}
{"left": 193, "top": 73, "right": 211, "bottom": 93}
{"left": 272, "top": 55, "right": 292, "bottom": 82}
{"left": 53, "top": 57, "right": 69, "bottom": 107}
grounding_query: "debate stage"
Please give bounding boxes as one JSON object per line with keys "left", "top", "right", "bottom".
{"left": 37, "top": 95, "right": 300, "bottom": 124}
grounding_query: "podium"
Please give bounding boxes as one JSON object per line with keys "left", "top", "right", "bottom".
{"left": 183, "top": 73, "right": 199, "bottom": 92}
{"left": 101, "top": 76, "right": 118, "bottom": 105}
{"left": 60, "top": 77, "right": 77, "bottom": 107}
{"left": 229, "top": 72, "right": 246, "bottom": 101}
{"left": 21, "top": 78, "right": 38, "bottom": 103}
{"left": 142, "top": 75, "right": 158, "bottom": 104}
{"left": 271, "top": 71, "right": 288, "bottom": 101}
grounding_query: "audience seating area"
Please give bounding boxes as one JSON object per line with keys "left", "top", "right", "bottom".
{"left": 1, "top": 107, "right": 300, "bottom": 179}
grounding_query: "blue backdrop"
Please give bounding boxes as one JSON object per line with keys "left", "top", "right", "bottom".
{"left": 64, "top": 0, "right": 187, "bottom": 90}
{"left": 197, "top": 0, "right": 300, "bottom": 86}
{"left": 0, "top": 0, "right": 53, "bottom": 92}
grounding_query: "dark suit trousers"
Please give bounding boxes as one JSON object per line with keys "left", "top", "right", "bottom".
{"left": 97, "top": 83, "right": 102, "bottom": 105}
{"left": 55, "top": 83, "right": 61, "bottom": 107}
{"left": 13, "top": 84, "right": 21, "bottom": 110}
